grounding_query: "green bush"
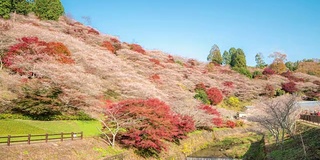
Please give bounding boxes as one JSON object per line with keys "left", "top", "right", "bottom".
{"left": 194, "top": 89, "right": 210, "bottom": 104}
{"left": 275, "top": 88, "right": 285, "bottom": 97}
{"left": 233, "top": 67, "right": 252, "bottom": 78}
{"left": 34, "top": 0, "right": 64, "bottom": 20}
{"left": 252, "top": 70, "right": 262, "bottom": 78}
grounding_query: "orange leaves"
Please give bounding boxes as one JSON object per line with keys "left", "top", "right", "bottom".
{"left": 101, "top": 38, "right": 122, "bottom": 54}
{"left": 130, "top": 43, "right": 146, "bottom": 54}
{"left": 101, "top": 41, "right": 116, "bottom": 53}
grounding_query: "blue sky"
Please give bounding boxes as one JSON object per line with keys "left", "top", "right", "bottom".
{"left": 61, "top": 0, "right": 320, "bottom": 66}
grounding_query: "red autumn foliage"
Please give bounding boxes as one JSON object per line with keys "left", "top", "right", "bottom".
{"left": 198, "top": 105, "right": 222, "bottom": 127}
{"left": 150, "top": 74, "right": 160, "bottom": 81}
{"left": 223, "top": 81, "right": 234, "bottom": 88}
{"left": 130, "top": 44, "right": 146, "bottom": 54}
{"left": 226, "top": 120, "right": 236, "bottom": 128}
{"left": 206, "top": 87, "right": 223, "bottom": 105}
{"left": 282, "top": 81, "right": 298, "bottom": 93}
{"left": 101, "top": 41, "right": 116, "bottom": 53}
{"left": 281, "top": 71, "right": 304, "bottom": 82}
{"left": 167, "top": 55, "right": 175, "bottom": 63}
{"left": 2, "top": 37, "right": 74, "bottom": 75}
{"left": 198, "top": 105, "right": 220, "bottom": 116}
{"left": 149, "top": 58, "right": 164, "bottom": 67}
{"left": 87, "top": 27, "right": 100, "bottom": 35}
{"left": 262, "top": 67, "right": 275, "bottom": 75}
{"left": 106, "top": 99, "right": 195, "bottom": 155}
{"left": 212, "top": 117, "right": 223, "bottom": 127}
{"left": 195, "top": 83, "right": 206, "bottom": 91}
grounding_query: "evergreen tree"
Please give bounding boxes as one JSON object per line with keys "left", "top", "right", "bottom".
{"left": 207, "top": 44, "right": 222, "bottom": 64}
{"left": 0, "top": 0, "right": 12, "bottom": 19}
{"left": 222, "top": 50, "right": 231, "bottom": 65}
{"left": 14, "top": 0, "right": 32, "bottom": 15}
{"left": 285, "top": 61, "right": 299, "bottom": 71}
{"left": 255, "top": 52, "right": 267, "bottom": 68}
{"left": 230, "top": 48, "right": 247, "bottom": 68}
{"left": 34, "top": 0, "right": 64, "bottom": 20}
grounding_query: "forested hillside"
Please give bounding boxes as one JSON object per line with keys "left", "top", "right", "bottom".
{"left": 0, "top": 0, "right": 320, "bottom": 157}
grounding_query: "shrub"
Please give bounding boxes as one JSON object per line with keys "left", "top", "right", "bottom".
{"left": 212, "top": 117, "right": 223, "bottom": 127}
{"left": 265, "top": 84, "right": 275, "bottom": 97}
{"left": 150, "top": 74, "right": 160, "bottom": 81}
{"left": 87, "top": 27, "right": 99, "bottom": 35}
{"left": 106, "top": 99, "right": 195, "bottom": 157}
{"left": 0, "top": 0, "right": 11, "bottom": 19}
{"left": 281, "top": 82, "right": 298, "bottom": 94}
{"left": 269, "top": 61, "right": 287, "bottom": 74}
{"left": 175, "top": 60, "right": 184, "bottom": 66}
{"left": 198, "top": 105, "right": 220, "bottom": 116}
{"left": 281, "top": 71, "right": 304, "bottom": 82}
{"left": 167, "top": 55, "right": 175, "bottom": 63}
{"left": 110, "top": 38, "right": 120, "bottom": 44}
{"left": 130, "top": 44, "right": 146, "bottom": 54}
{"left": 195, "top": 83, "right": 206, "bottom": 91}
{"left": 223, "top": 81, "right": 234, "bottom": 88}
{"left": 34, "top": 0, "right": 64, "bottom": 21}
{"left": 225, "top": 96, "right": 241, "bottom": 109}
{"left": 2, "top": 37, "right": 74, "bottom": 75}
{"left": 232, "top": 67, "right": 252, "bottom": 78}
{"left": 149, "top": 58, "right": 164, "bottom": 67}
{"left": 206, "top": 87, "right": 223, "bottom": 105}
{"left": 226, "top": 120, "right": 236, "bottom": 128}
{"left": 252, "top": 70, "right": 263, "bottom": 78}
{"left": 194, "top": 90, "right": 210, "bottom": 105}
{"left": 102, "top": 41, "right": 116, "bottom": 53}
{"left": 262, "top": 68, "right": 275, "bottom": 75}
{"left": 275, "top": 88, "right": 285, "bottom": 96}
{"left": 235, "top": 120, "right": 244, "bottom": 127}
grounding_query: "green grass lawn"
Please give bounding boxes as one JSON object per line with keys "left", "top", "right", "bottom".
{"left": 0, "top": 119, "right": 101, "bottom": 137}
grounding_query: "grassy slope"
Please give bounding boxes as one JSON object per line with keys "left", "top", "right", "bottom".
{"left": 0, "top": 120, "right": 101, "bottom": 137}
{"left": 267, "top": 121, "right": 320, "bottom": 160}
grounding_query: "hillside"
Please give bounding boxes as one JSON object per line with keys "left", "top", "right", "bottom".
{"left": 1, "top": 14, "right": 320, "bottom": 123}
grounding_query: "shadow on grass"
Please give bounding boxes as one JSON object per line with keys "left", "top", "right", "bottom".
{"left": 264, "top": 122, "right": 320, "bottom": 160}
{"left": 242, "top": 136, "right": 265, "bottom": 160}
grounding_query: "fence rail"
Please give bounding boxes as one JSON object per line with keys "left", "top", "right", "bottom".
{"left": 300, "top": 115, "right": 320, "bottom": 124}
{"left": 0, "top": 132, "right": 83, "bottom": 146}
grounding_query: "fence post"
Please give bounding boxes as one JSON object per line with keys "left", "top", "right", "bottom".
{"left": 71, "top": 132, "right": 74, "bottom": 140}
{"left": 61, "top": 132, "right": 63, "bottom": 142}
{"left": 28, "top": 134, "right": 31, "bottom": 145}
{"left": 7, "top": 135, "right": 10, "bottom": 146}
{"left": 80, "top": 131, "right": 83, "bottom": 140}
{"left": 45, "top": 133, "right": 48, "bottom": 143}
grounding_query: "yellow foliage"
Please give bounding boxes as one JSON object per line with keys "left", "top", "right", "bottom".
{"left": 269, "top": 61, "right": 287, "bottom": 74}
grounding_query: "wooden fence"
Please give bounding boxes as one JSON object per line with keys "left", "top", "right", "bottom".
{"left": 300, "top": 115, "right": 320, "bottom": 124}
{"left": 0, "top": 132, "right": 83, "bottom": 146}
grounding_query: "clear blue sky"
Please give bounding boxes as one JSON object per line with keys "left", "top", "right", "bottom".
{"left": 61, "top": 0, "right": 320, "bottom": 66}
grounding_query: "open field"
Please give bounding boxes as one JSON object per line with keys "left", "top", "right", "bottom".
{"left": 0, "top": 120, "right": 101, "bottom": 137}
